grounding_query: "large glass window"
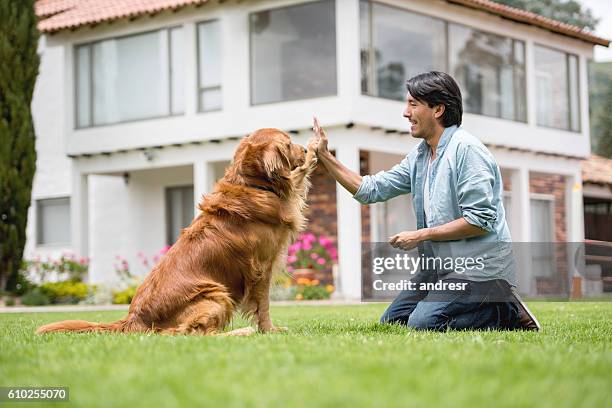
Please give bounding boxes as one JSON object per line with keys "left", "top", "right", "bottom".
{"left": 75, "top": 27, "right": 184, "bottom": 128}
{"left": 449, "top": 24, "right": 526, "bottom": 122}
{"left": 360, "top": 1, "right": 446, "bottom": 100}
{"left": 197, "top": 20, "right": 222, "bottom": 112}
{"left": 37, "top": 197, "right": 71, "bottom": 246}
{"left": 166, "top": 186, "right": 194, "bottom": 245}
{"left": 250, "top": 0, "right": 337, "bottom": 105}
{"left": 530, "top": 197, "right": 555, "bottom": 278}
{"left": 535, "top": 45, "right": 580, "bottom": 131}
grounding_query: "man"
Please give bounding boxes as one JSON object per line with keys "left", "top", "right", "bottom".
{"left": 313, "top": 71, "right": 539, "bottom": 331}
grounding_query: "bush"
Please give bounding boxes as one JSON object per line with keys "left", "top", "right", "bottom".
{"left": 39, "top": 281, "right": 93, "bottom": 304}
{"left": 112, "top": 286, "right": 138, "bottom": 304}
{"left": 291, "top": 278, "right": 334, "bottom": 300}
{"left": 4, "top": 297, "right": 16, "bottom": 307}
{"left": 21, "top": 289, "right": 50, "bottom": 306}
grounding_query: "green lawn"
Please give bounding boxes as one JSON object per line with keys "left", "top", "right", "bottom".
{"left": 0, "top": 302, "right": 611, "bottom": 408}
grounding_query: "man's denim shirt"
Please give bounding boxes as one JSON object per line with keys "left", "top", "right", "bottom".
{"left": 354, "top": 125, "right": 516, "bottom": 285}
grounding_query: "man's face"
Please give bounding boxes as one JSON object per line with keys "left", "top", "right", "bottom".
{"left": 403, "top": 93, "right": 439, "bottom": 139}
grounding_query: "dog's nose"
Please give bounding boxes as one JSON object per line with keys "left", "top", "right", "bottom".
{"left": 303, "top": 146, "right": 307, "bottom": 154}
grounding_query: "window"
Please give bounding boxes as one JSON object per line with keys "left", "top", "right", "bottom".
{"left": 166, "top": 186, "right": 194, "bottom": 245}
{"left": 37, "top": 197, "right": 71, "bottom": 246}
{"left": 360, "top": 1, "right": 446, "bottom": 100}
{"left": 197, "top": 20, "right": 222, "bottom": 112}
{"left": 449, "top": 24, "right": 526, "bottom": 122}
{"left": 534, "top": 45, "right": 580, "bottom": 131}
{"left": 75, "top": 27, "right": 184, "bottom": 128}
{"left": 530, "top": 197, "right": 555, "bottom": 278}
{"left": 250, "top": 0, "right": 337, "bottom": 105}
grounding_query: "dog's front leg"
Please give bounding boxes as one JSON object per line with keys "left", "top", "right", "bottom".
{"left": 291, "top": 138, "right": 319, "bottom": 197}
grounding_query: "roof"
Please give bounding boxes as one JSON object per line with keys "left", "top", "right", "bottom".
{"left": 582, "top": 154, "right": 612, "bottom": 187}
{"left": 35, "top": 0, "right": 610, "bottom": 46}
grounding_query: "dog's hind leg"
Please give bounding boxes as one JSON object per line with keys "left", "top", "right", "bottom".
{"left": 162, "top": 283, "right": 235, "bottom": 335}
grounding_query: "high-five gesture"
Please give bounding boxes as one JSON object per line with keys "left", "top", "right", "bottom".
{"left": 313, "top": 117, "right": 329, "bottom": 156}
{"left": 312, "top": 116, "right": 362, "bottom": 195}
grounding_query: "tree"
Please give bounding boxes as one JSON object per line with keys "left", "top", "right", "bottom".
{"left": 491, "top": 0, "right": 599, "bottom": 31}
{"left": 0, "top": 0, "right": 40, "bottom": 291}
{"left": 589, "top": 62, "right": 612, "bottom": 159}
{"left": 595, "top": 85, "right": 612, "bottom": 158}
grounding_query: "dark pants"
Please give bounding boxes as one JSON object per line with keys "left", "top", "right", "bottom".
{"left": 380, "top": 278, "right": 521, "bottom": 331}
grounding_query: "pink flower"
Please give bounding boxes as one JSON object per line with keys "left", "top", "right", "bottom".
{"left": 310, "top": 253, "right": 318, "bottom": 259}
{"left": 317, "top": 258, "right": 326, "bottom": 265}
{"left": 303, "top": 243, "right": 312, "bottom": 251}
{"left": 287, "top": 266, "right": 294, "bottom": 272}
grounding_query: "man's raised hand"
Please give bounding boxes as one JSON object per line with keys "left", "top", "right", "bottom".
{"left": 313, "top": 117, "right": 329, "bottom": 157}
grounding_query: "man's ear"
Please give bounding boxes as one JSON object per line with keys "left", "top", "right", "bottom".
{"left": 262, "top": 145, "right": 291, "bottom": 180}
{"left": 434, "top": 104, "right": 445, "bottom": 120}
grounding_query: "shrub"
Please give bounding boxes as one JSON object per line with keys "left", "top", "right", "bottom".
{"left": 39, "top": 281, "right": 93, "bottom": 304}
{"left": 21, "top": 289, "right": 50, "bottom": 306}
{"left": 22, "top": 254, "right": 89, "bottom": 283}
{"left": 287, "top": 233, "right": 337, "bottom": 272}
{"left": 291, "top": 278, "right": 334, "bottom": 300}
{"left": 112, "top": 286, "right": 138, "bottom": 305}
{"left": 4, "top": 297, "right": 16, "bottom": 307}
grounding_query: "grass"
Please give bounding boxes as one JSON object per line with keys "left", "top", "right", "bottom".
{"left": 0, "top": 302, "right": 611, "bottom": 408}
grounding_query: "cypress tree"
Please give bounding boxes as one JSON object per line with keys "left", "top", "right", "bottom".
{"left": 0, "top": 0, "right": 40, "bottom": 291}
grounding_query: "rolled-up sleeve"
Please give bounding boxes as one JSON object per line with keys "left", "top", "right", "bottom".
{"left": 456, "top": 145, "right": 497, "bottom": 232}
{"left": 353, "top": 156, "right": 412, "bottom": 204}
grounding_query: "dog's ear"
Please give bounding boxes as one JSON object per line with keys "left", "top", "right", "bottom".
{"left": 262, "top": 144, "right": 291, "bottom": 180}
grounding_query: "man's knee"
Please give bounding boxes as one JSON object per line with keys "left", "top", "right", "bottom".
{"left": 407, "top": 309, "right": 445, "bottom": 331}
{"left": 379, "top": 310, "right": 409, "bottom": 326}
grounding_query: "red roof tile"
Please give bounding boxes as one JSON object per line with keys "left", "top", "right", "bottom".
{"left": 34, "top": 0, "right": 610, "bottom": 47}
{"left": 582, "top": 155, "right": 612, "bottom": 187}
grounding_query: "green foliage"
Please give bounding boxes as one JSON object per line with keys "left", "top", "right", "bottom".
{"left": 291, "top": 282, "right": 333, "bottom": 300}
{"left": 112, "top": 286, "right": 137, "bottom": 305}
{"left": 39, "top": 281, "right": 94, "bottom": 304}
{"left": 0, "top": 0, "right": 40, "bottom": 291}
{"left": 4, "top": 296, "right": 15, "bottom": 306}
{"left": 20, "top": 288, "right": 50, "bottom": 306}
{"left": 491, "top": 0, "right": 599, "bottom": 30}
{"left": 23, "top": 254, "right": 89, "bottom": 283}
{"left": 589, "top": 62, "right": 612, "bottom": 159}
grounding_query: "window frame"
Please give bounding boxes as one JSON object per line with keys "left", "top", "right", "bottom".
{"left": 196, "top": 19, "right": 223, "bottom": 113}
{"left": 360, "top": 0, "right": 449, "bottom": 99}
{"left": 359, "top": 0, "right": 528, "bottom": 124}
{"left": 165, "top": 184, "right": 195, "bottom": 246}
{"left": 36, "top": 196, "right": 71, "bottom": 247}
{"left": 248, "top": 0, "right": 338, "bottom": 106}
{"left": 533, "top": 43, "right": 581, "bottom": 133}
{"left": 74, "top": 26, "right": 185, "bottom": 129}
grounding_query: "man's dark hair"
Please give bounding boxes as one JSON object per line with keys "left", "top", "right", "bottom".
{"left": 405, "top": 71, "right": 463, "bottom": 127}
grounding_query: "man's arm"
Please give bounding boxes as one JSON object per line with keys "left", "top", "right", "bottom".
{"left": 314, "top": 118, "right": 362, "bottom": 195}
{"left": 389, "top": 218, "right": 487, "bottom": 251}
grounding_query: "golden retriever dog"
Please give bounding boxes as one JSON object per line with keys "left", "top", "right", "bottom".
{"left": 37, "top": 128, "right": 319, "bottom": 336}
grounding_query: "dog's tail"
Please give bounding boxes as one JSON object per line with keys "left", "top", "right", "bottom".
{"left": 36, "top": 317, "right": 134, "bottom": 334}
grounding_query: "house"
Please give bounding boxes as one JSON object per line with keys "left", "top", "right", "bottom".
{"left": 27, "top": 0, "right": 610, "bottom": 299}
{"left": 581, "top": 154, "right": 612, "bottom": 295}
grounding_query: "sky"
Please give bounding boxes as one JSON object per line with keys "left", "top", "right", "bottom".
{"left": 579, "top": 0, "right": 612, "bottom": 61}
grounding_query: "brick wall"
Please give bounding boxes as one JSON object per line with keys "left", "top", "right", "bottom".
{"left": 302, "top": 161, "right": 338, "bottom": 284}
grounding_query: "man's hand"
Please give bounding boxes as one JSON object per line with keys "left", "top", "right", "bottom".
{"left": 313, "top": 117, "right": 329, "bottom": 157}
{"left": 389, "top": 230, "right": 427, "bottom": 251}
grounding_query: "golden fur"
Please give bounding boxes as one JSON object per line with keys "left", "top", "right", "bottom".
{"left": 37, "top": 128, "right": 318, "bottom": 335}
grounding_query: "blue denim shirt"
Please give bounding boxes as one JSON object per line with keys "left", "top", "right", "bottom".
{"left": 354, "top": 125, "right": 516, "bottom": 285}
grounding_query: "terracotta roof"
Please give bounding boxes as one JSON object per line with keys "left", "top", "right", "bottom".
{"left": 582, "top": 154, "right": 612, "bottom": 187}
{"left": 34, "top": 0, "right": 610, "bottom": 47}
{"left": 447, "top": 0, "right": 609, "bottom": 47}
{"left": 35, "top": 0, "right": 210, "bottom": 33}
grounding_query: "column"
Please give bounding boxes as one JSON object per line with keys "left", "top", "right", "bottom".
{"left": 71, "top": 171, "right": 89, "bottom": 262}
{"left": 193, "top": 161, "right": 212, "bottom": 213}
{"left": 335, "top": 144, "right": 362, "bottom": 299}
{"left": 510, "top": 167, "right": 533, "bottom": 295}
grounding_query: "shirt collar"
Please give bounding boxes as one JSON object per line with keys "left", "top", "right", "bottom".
{"left": 417, "top": 125, "right": 458, "bottom": 155}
